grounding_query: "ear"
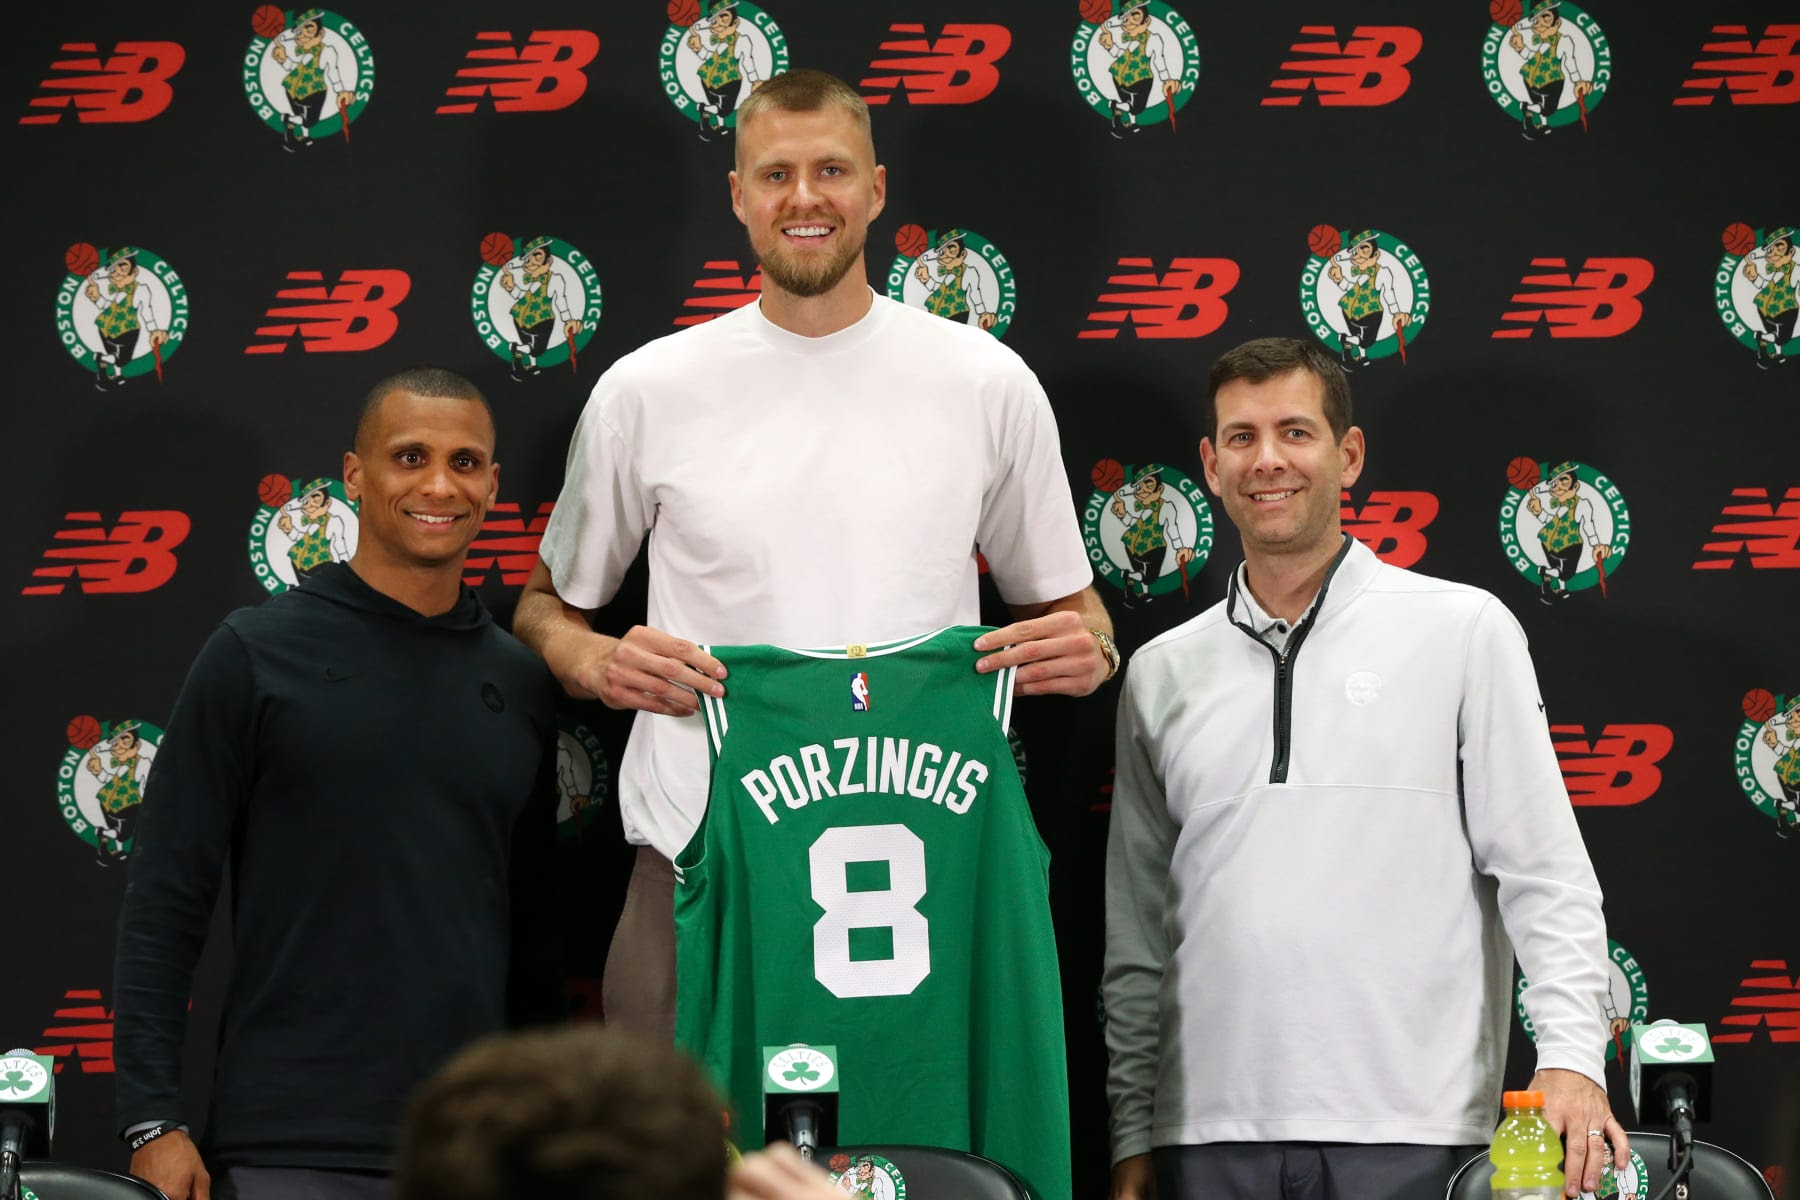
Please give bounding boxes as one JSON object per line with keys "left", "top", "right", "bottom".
{"left": 1338, "top": 426, "right": 1366, "bottom": 490}
{"left": 1199, "top": 438, "right": 1221, "bottom": 496}
{"left": 342, "top": 450, "right": 361, "bottom": 502}
{"left": 869, "top": 162, "right": 887, "bottom": 222}
{"left": 486, "top": 461, "right": 501, "bottom": 509}
{"left": 729, "top": 168, "right": 746, "bottom": 226}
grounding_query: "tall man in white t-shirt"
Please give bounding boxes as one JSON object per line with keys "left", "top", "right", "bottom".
{"left": 514, "top": 68, "right": 1115, "bottom": 1035}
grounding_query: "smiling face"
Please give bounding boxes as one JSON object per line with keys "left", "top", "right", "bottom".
{"left": 1531, "top": 8, "right": 1559, "bottom": 37}
{"left": 730, "top": 103, "right": 885, "bottom": 301}
{"left": 1768, "top": 236, "right": 1794, "bottom": 269}
{"left": 523, "top": 246, "right": 551, "bottom": 279}
{"left": 1121, "top": 6, "right": 1150, "bottom": 36}
{"left": 107, "top": 259, "right": 136, "bottom": 289}
{"left": 343, "top": 390, "right": 497, "bottom": 572}
{"left": 1349, "top": 240, "right": 1378, "bottom": 270}
{"left": 710, "top": 8, "right": 737, "bottom": 36}
{"left": 1548, "top": 471, "right": 1578, "bottom": 503}
{"left": 1201, "top": 368, "right": 1363, "bottom": 563}
{"left": 295, "top": 19, "right": 323, "bottom": 49}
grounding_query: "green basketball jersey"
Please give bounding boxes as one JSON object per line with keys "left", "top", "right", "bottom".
{"left": 677, "top": 626, "right": 1071, "bottom": 1200}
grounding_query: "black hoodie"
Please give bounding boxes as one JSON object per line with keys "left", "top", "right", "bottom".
{"left": 114, "top": 562, "right": 562, "bottom": 1171}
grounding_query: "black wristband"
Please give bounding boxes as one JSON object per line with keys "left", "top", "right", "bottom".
{"left": 128, "top": 1123, "right": 179, "bottom": 1152}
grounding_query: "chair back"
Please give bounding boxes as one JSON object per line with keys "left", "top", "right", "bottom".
{"left": 1444, "top": 1132, "right": 1773, "bottom": 1199}
{"left": 19, "top": 1162, "right": 170, "bottom": 1200}
{"left": 819, "top": 1144, "right": 1034, "bottom": 1200}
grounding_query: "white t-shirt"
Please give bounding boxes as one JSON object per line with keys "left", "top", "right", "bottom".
{"left": 539, "top": 291, "right": 1093, "bottom": 856}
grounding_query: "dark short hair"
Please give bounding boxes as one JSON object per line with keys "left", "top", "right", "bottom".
{"left": 735, "top": 67, "right": 871, "bottom": 146}
{"left": 1205, "top": 337, "right": 1352, "bottom": 443}
{"left": 354, "top": 367, "right": 492, "bottom": 454}
{"left": 397, "top": 1026, "right": 728, "bottom": 1200}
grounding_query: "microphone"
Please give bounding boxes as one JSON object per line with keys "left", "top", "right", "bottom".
{"left": 761, "top": 1044, "right": 839, "bottom": 1161}
{"left": 0, "top": 1051, "right": 55, "bottom": 1200}
{"left": 1629, "top": 1021, "right": 1713, "bottom": 1156}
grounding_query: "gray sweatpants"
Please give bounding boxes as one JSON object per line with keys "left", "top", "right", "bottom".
{"left": 1153, "top": 1142, "right": 1489, "bottom": 1200}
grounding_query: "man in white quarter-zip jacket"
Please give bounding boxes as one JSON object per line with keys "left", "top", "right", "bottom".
{"left": 1104, "top": 337, "right": 1625, "bottom": 1200}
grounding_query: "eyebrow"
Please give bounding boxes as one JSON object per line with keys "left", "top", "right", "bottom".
{"left": 386, "top": 439, "right": 490, "bottom": 458}
{"left": 1220, "top": 415, "right": 1322, "bottom": 433}
{"left": 751, "top": 150, "right": 857, "bottom": 172}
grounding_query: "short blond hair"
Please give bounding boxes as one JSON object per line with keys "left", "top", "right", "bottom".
{"left": 735, "top": 68, "right": 872, "bottom": 145}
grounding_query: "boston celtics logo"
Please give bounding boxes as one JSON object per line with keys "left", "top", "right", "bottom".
{"left": 57, "top": 243, "right": 188, "bottom": 391}
{"left": 1517, "top": 937, "right": 1648, "bottom": 1065}
{"left": 1083, "top": 459, "right": 1212, "bottom": 609}
{"left": 765, "top": 1045, "right": 834, "bottom": 1090}
{"left": 248, "top": 474, "right": 359, "bottom": 594}
{"left": 828, "top": 1153, "right": 907, "bottom": 1200}
{"left": 1716, "top": 223, "right": 1798, "bottom": 370}
{"left": 555, "top": 719, "right": 611, "bottom": 842}
{"left": 244, "top": 6, "right": 374, "bottom": 150}
{"left": 1482, "top": 0, "right": 1610, "bottom": 139}
{"left": 660, "top": 0, "right": 788, "bottom": 141}
{"left": 0, "top": 1055, "right": 49, "bottom": 1100}
{"left": 1580, "top": 1147, "right": 1649, "bottom": 1200}
{"left": 1498, "top": 458, "right": 1629, "bottom": 604}
{"left": 1300, "top": 226, "right": 1429, "bottom": 370}
{"left": 58, "top": 715, "right": 163, "bottom": 866}
{"left": 1070, "top": 0, "right": 1198, "bottom": 138}
{"left": 1737, "top": 688, "right": 1800, "bottom": 838}
{"left": 471, "top": 233, "right": 602, "bottom": 381}
{"left": 887, "top": 225, "right": 1016, "bottom": 338}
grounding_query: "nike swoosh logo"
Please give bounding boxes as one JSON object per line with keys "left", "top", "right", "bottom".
{"left": 324, "top": 666, "right": 356, "bottom": 682}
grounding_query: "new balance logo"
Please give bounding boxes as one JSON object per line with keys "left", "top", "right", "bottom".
{"left": 860, "top": 24, "right": 1010, "bottom": 105}
{"left": 1551, "top": 724, "right": 1674, "bottom": 807}
{"left": 1340, "top": 490, "right": 1437, "bottom": 568}
{"left": 463, "top": 502, "right": 554, "bottom": 586}
{"left": 1674, "top": 25, "right": 1800, "bottom": 106}
{"left": 1079, "top": 258, "right": 1239, "bottom": 340}
{"left": 1714, "top": 958, "right": 1800, "bottom": 1044}
{"left": 436, "top": 30, "right": 599, "bottom": 114}
{"left": 1262, "top": 25, "right": 1420, "bottom": 107}
{"left": 1492, "top": 257, "right": 1653, "bottom": 338}
{"left": 20, "top": 41, "right": 184, "bottom": 124}
{"left": 245, "top": 270, "right": 412, "bottom": 354}
{"left": 1693, "top": 487, "right": 1800, "bottom": 569}
{"left": 23, "top": 511, "right": 189, "bottom": 595}
{"left": 37, "top": 989, "right": 113, "bottom": 1074}
{"left": 675, "top": 260, "right": 762, "bottom": 327}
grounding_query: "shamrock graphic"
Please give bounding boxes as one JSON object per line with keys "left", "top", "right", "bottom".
{"left": 783, "top": 1061, "right": 821, "bottom": 1084}
{"left": 2, "top": 1068, "right": 36, "bottom": 1094}
{"left": 1654, "top": 1035, "right": 1694, "bottom": 1057}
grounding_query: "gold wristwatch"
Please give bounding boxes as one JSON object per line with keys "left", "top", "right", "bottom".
{"left": 1089, "top": 627, "right": 1120, "bottom": 681}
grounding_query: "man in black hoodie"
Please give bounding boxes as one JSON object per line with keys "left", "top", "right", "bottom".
{"left": 113, "top": 367, "right": 563, "bottom": 1200}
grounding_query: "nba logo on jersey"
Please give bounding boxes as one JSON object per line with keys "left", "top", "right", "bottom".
{"left": 850, "top": 671, "right": 871, "bottom": 711}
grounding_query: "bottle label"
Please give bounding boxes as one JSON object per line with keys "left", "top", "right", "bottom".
{"left": 1492, "top": 1191, "right": 1559, "bottom": 1199}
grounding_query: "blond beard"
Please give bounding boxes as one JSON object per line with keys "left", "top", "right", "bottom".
{"left": 750, "top": 226, "right": 867, "bottom": 298}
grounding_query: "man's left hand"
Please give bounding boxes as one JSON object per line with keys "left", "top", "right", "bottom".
{"left": 973, "top": 610, "right": 1107, "bottom": 698}
{"left": 1528, "top": 1066, "right": 1629, "bottom": 1198}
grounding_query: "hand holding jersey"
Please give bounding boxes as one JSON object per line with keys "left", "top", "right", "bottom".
{"left": 975, "top": 606, "right": 1117, "bottom": 695}
{"left": 520, "top": 595, "right": 728, "bottom": 716}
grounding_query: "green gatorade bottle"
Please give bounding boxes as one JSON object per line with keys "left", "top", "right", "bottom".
{"left": 1490, "top": 1090, "right": 1565, "bottom": 1199}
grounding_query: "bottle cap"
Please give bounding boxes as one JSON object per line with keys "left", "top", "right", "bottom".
{"left": 1502, "top": 1090, "right": 1545, "bottom": 1108}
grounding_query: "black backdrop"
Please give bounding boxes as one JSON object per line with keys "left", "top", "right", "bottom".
{"left": 5, "top": 0, "right": 1798, "bottom": 1192}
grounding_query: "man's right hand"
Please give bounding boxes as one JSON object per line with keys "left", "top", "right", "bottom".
{"left": 576, "top": 625, "right": 726, "bottom": 716}
{"left": 1111, "top": 1153, "right": 1154, "bottom": 1200}
{"left": 130, "top": 1129, "right": 210, "bottom": 1200}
